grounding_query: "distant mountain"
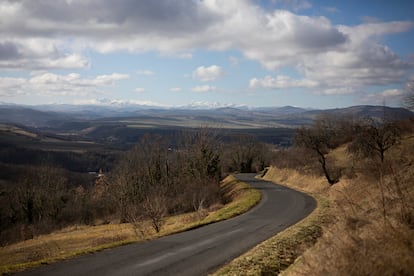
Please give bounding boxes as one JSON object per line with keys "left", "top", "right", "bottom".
{"left": 1, "top": 103, "right": 412, "bottom": 149}
{"left": 315, "top": 105, "right": 414, "bottom": 121}
{"left": 253, "top": 106, "right": 310, "bottom": 115}
{"left": 0, "top": 105, "right": 75, "bottom": 127}
{"left": 0, "top": 103, "right": 412, "bottom": 130}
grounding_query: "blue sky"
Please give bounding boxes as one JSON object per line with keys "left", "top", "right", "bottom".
{"left": 1, "top": 0, "right": 413, "bottom": 109}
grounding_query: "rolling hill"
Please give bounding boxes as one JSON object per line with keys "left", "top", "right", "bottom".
{"left": 1, "top": 104, "right": 412, "bottom": 129}
{"left": 0, "top": 103, "right": 412, "bottom": 149}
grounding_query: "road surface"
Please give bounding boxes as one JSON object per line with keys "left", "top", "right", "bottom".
{"left": 19, "top": 173, "right": 316, "bottom": 276}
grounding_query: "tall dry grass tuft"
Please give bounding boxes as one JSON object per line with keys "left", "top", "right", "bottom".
{"left": 262, "top": 167, "right": 330, "bottom": 194}
{"left": 292, "top": 172, "right": 413, "bottom": 275}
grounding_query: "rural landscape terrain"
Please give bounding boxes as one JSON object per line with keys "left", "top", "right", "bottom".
{"left": 1, "top": 0, "right": 414, "bottom": 275}
{"left": 0, "top": 103, "right": 413, "bottom": 275}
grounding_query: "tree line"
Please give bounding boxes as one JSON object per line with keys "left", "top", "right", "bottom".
{"left": 0, "top": 128, "right": 270, "bottom": 244}
{"left": 280, "top": 112, "right": 409, "bottom": 185}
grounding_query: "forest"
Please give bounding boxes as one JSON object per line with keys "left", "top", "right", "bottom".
{"left": 0, "top": 127, "right": 271, "bottom": 244}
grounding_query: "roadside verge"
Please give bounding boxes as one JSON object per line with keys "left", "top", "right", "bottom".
{"left": 212, "top": 171, "right": 331, "bottom": 275}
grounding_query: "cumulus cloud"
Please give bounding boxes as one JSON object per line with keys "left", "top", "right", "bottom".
{"left": 0, "top": 41, "right": 21, "bottom": 60}
{"left": 192, "top": 85, "right": 216, "bottom": 93}
{"left": 0, "top": 0, "right": 348, "bottom": 69}
{"left": 73, "top": 98, "right": 165, "bottom": 107}
{"left": 137, "top": 70, "right": 155, "bottom": 76}
{"left": 250, "top": 20, "right": 413, "bottom": 95}
{"left": 187, "top": 101, "right": 240, "bottom": 109}
{"left": 135, "top": 87, "right": 145, "bottom": 93}
{"left": 0, "top": 77, "right": 27, "bottom": 97}
{"left": 249, "top": 75, "right": 318, "bottom": 89}
{"left": 361, "top": 89, "right": 405, "bottom": 105}
{"left": 0, "top": 0, "right": 412, "bottom": 96}
{"left": 169, "top": 87, "right": 182, "bottom": 92}
{"left": 299, "top": 21, "right": 413, "bottom": 95}
{"left": 229, "top": 56, "right": 240, "bottom": 67}
{"left": 192, "top": 65, "right": 223, "bottom": 82}
{"left": 0, "top": 72, "right": 129, "bottom": 97}
{"left": 0, "top": 37, "right": 89, "bottom": 70}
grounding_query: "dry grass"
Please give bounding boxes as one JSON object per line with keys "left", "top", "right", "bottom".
{"left": 0, "top": 224, "right": 137, "bottom": 272}
{"left": 0, "top": 175, "right": 261, "bottom": 275}
{"left": 262, "top": 166, "right": 330, "bottom": 194}
{"left": 201, "top": 175, "right": 261, "bottom": 224}
{"left": 285, "top": 171, "right": 414, "bottom": 275}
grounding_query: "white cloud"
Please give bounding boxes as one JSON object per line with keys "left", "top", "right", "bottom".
{"left": 0, "top": 0, "right": 412, "bottom": 98}
{"left": 249, "top": 75, "right": 318, "bottom": 89}
{"left": 0, "top": 72, "right": 129, "bottom": 97}
{"left": 0, "top": 38, "right": 89, "bottom": 70}
{"left": 300, "top": 21, "right": 413, "bottom": 95}
{"left": 250, "top": 20, "right": 413, "bottom": 95}
{"left": 192, "top": 65, "right": 223, "bottom": 82}
{"left": 169, "top": 87, "right": 182, "bottom": 92}
{"left": 361, "top": 89, "right": 405, "bottom": 105}
{"left": 73, "top": 98, "right": 166, "bottom": 107}
{"left": 0, "top": 77, "right": 27, "bottom": 96}
{"left": 405, "top": 77, "right": 414, "bottom": 92}
{"left": 186, "top": 101, "right": 241, "bottom": 109}
{"left": 135, "top": 87, "right": 145, "bottom": 93}
{"left": 137, "top": 70, "right": 154, "bottom": 76}
{"left": 192, "top": 85, "right": 216, "bottom": 93}
{"left": 229, "top": 56, "right": 239, "bottom": 67}
{"left": 91, "top": 73, "right": 130, "bottom": 85}
{"left": 381, "top": 89, "right": 404, "bottom": 97}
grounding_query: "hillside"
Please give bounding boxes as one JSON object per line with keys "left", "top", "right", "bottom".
{"left": 1, "top": 104, "right": 412, "bottom": 130}
{"left": 215, "top": 132, "right": 414, "bottom": 275}
{"left": 0, "top": 105, "right": 75, "bottom": 128}
{"left": 1, "top": 104, "right": 412, "bottom": 150}
{"left": 265, "top": 134, "right": 414, "bottom": 275}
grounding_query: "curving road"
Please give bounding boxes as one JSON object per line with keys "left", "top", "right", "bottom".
{"left": 19, "top": 173, "right": 316, "bottom": 276}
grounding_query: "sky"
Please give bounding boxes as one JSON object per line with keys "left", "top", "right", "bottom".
{"left": 1, "top": 0, "right": 414, "bottom": 109}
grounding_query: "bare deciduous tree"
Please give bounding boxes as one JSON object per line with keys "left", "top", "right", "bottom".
{"left": 179, "top": 128, "right": 222, "bottom": 212}
{"left": 349, "top": 118, "right": 401, "bottom": 163}
{"left": 295, "top": 115, "right": 348, "bottom": 185}
{"left": 142, "top": 191, "right": 168, "bottom": 233}
{"left": 403, "top": 79, "right": 414, "bottom": 110}
{"left": 223, "top": 135, "right": 269, "bottom": 173}
{"left": 15, "top": 166, "right": 68, "bottom": 225}
{"left": 109, "top": 129, "right": 223, "bottom": 231}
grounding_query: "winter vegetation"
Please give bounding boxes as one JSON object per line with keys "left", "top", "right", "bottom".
{"left": 216, "top": 112, "right": 414, "bottom": 275}
{"left": 0, "top": 104, "right": 413, "bottom": 275}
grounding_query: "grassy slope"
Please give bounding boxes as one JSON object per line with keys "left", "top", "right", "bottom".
{"left": 0, "top": 175, "right": 260, "bottom": 275}
{"left": 215, "top": 135, "right": 414, "bottom": 275}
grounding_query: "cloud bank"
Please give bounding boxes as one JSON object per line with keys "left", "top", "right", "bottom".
{"left": 0, "top": 0, "right": 412, "bottom": 98}
{"left": 0, "top": 73, "right": 129, "bottom": 97}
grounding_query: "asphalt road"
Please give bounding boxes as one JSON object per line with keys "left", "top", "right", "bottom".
{"left": 19, "top": 173, "right": 316, "bottom": 276}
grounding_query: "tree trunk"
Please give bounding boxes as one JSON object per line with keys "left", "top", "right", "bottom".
{"left": 317, "top": 151, "right": 338, "bottom": 185}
